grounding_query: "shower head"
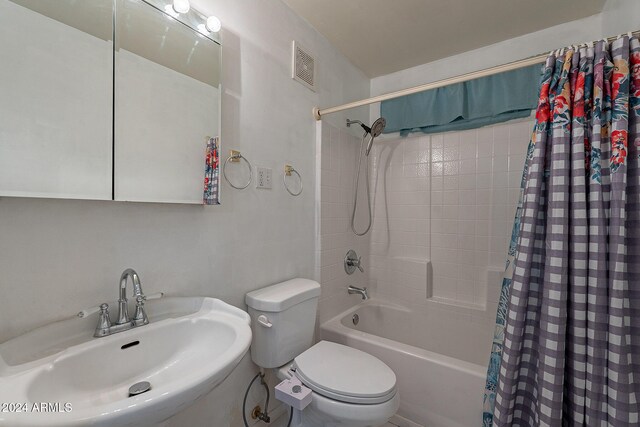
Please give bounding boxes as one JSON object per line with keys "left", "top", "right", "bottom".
{"left": 370, "top": 117, "right": 386, "bottom": 138}
{"left": 346, "top": 117, "right": 386, "bottom": 156}
{"left": 365, "top": 117, "right": 386, "bottom": 156}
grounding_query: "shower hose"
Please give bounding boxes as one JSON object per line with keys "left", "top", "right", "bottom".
{"left": 351, "top": 132, "right": 373, "bottom": 236}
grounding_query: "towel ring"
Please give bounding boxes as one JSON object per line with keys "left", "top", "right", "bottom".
{"left": 223, "top": 150, "right": 253, "bottom": 190}
{"left": 283, "top": 165, "right": 302, "bottom": 196}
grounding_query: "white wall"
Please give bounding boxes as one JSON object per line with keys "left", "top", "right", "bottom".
{"left": 601, "top": 0, "right": 640, "bottom": 36}
{"left": 0, "top": 0, "right": 369, "bottom": 425}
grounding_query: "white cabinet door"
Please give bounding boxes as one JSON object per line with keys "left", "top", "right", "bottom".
{"left": 113, "top": 0, "right": 221, "bottom": 204}
{"left": 0, "top": 0, "right": 113, "bottom": 200}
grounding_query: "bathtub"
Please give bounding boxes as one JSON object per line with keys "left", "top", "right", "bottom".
{"left": 320, "top": 299, "right": 487, "bottom": 427}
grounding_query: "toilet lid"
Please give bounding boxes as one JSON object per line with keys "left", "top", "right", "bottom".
{"left": 293, "top": 341, "right": 397, "bottom": 404}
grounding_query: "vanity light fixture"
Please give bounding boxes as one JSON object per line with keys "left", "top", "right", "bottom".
{"left": 162, "top": 0, "right": 221, "bottom": 36}
{"left": 205, "top": 15, "right": 221, "bottom": 32}
{"left": 172, "top": 0, "right": 190, "bottom": 14}
{"left": 197, "top": 16, "right": 221, "bottom": 34}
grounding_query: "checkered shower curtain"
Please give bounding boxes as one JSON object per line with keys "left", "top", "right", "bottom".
{"left": 484, "top": 35, "right": 640, "bottom": 426}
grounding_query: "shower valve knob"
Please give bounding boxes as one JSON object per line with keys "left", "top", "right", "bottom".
{"left": 344, "top": 250, "right": 364, "bottom": 275}
{"left": 351, "top": 256, "right": 364, "bottom": 272}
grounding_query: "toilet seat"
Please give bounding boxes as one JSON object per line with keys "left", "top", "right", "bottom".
{"left": 293, "top": 341, "right": 397, "bottom": 404}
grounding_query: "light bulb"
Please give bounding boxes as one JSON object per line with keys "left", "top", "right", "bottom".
{"left": 172, "top": 0, "right": 190, "bottom": 14}
{"left": 197, "top": 24, "right": 208, "bottom": 35}
{"left": 164, "top": 4, "right": 179, "bottom": 18}
{"left": 205, "top": 15, "right": 221, "bottom": 32}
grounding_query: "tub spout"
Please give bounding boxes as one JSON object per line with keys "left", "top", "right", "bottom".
{"left": 347, "top": 285, "right": 369, "bottom": 300}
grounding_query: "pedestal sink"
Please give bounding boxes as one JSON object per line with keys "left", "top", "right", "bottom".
{"left": 0, "top": 297, "right": 252, "bottom": 426}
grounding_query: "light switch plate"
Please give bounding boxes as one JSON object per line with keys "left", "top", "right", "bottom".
{"left": 256, "top": 167, "right": 272, "bottom": 189}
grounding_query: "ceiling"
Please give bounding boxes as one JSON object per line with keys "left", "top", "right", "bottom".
{"left": 281, "top": 0, "right": 607, "bottom": 77}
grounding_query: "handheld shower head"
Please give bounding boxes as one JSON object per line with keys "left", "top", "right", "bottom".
{"left": 365, "top": 117, "right": 386, "bottom": 156}
{"left": 370, "top": 117, "right": 386, "bottom": 138}
{"left": 346, "top": 117, "right": 386, "bottom": 156}
{"left": 347, "top": 117, "right": 386, "bottom": 236}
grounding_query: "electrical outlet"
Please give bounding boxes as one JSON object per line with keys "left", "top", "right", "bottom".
{"left": 256, "top": 167, "right": 272, "bottom": 189}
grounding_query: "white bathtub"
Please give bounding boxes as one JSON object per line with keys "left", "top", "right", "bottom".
{"left": 320, "top": 299, "right": 487, "bottom": 427}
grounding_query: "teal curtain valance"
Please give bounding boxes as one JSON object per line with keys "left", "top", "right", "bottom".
{"left": 380, "top": 64, "right": 541, "bottom": 136}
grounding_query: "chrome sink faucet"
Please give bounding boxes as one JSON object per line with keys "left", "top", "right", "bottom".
{"left": 93, "top": 269, "right": 149, "bottom": 337}
{"left": 348, "top": 285, "right": 369, "bottom": 300}
{"left": 117, "top": 268, "right": 147, "bottom": 326}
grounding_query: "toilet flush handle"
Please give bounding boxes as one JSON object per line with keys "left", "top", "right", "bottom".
{"left": 257, "top": 315, "right": 273, "bottom": 328}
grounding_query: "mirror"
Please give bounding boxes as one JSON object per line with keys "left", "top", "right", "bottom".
{"left": 0, "top": 0, "right": 114, "bottom": 200}
{"left": 114, "top": 0, "right": 221, "bottom": 203}
{"left": 0, "top": 0, "right": 222, "bottom": 204}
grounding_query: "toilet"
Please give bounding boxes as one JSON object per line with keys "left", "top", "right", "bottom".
{"left": 245, "top": 278, "right": 399, "bottom": 427}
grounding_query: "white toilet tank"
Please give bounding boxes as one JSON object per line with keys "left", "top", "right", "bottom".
{"left": 245, "top": 278, "right": 321, "bottom": 368}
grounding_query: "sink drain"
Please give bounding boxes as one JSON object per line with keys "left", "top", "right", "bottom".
{"left": 128, "top": 381, "right": 151, "bottom": 397}
{"left": 352, "top": 313, "right": 359, "bottom": 325}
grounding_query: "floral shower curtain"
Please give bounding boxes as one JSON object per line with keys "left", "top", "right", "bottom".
{"left": 484, "top": 34, "right": 640, "bottom": 426}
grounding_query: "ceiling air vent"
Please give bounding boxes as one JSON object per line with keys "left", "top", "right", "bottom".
{"left": 292, "top": 41, "right": 316, "bottom": 92}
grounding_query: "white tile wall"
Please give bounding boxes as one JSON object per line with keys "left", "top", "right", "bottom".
{"left": 317, "top": 118, "right": 534, "bottom": 362}
{"left": 317, "top": 122, "right": 371, "bottom": 324}
{"left": 368, "top": 117, "right": 533, "bottom": 312}
{"left": 428, "top": 120, "right": 532, "bottom": 306}
{"left": 368, "top": 134, "right": 431, "bottom": 303}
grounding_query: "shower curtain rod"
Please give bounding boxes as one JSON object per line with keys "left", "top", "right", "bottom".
{"left": 312, "top": 29, "right": 640, "bottom": 121}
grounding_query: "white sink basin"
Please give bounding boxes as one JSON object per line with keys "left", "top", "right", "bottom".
{"left": 0, "top": 297, "right": 252, "bottom": 427}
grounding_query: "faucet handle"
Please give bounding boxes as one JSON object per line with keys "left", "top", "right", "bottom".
{"left": 94, "top": 303, "right": 112, "bottom": 337}
{"left": 356, "top": 256, "right": 364, "bottom": 273}
{"left": 133, "top": 295, "right": 149, "bottom": 326}
{"left": 98, "top": 303, "right": 110, "bottom": 318}
{"left": 144, "top": 292, "right": 164, "bottom": 301}
{"left": 77, "top": 304, "right": 101, "bottom": 318}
